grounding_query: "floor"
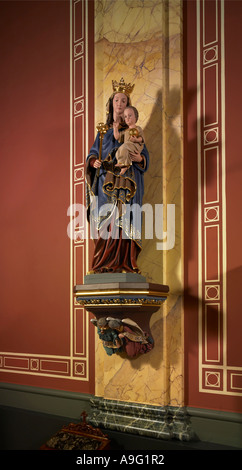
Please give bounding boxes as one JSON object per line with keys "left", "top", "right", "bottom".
{"left": 0, "top": 405, "right": 240, "bottom": 452}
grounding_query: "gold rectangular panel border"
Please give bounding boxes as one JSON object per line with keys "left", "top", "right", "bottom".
{"left": 204, "top": 303, "right": 221, "bottom": 363}
{"left": 197, "top": 0, "right": 242, "bottom": 396}
{"left": 203, "top": 0, "right": 218, "bottom": 47}
{"left": 196, "top": 0, "right": 242, "bottom": 396}
{"left": 204, "top": 146, "right": 219, "bottom": 204}
{"left": 0, "top": 0, "right": 90, "bottom": 382}
{"left": 204, "top": 224, "right": 220, "bottom": 282}
{"left": 203, "top": 64, "right": 219, "bottom": 128}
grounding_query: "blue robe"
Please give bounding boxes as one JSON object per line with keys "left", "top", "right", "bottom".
{"left": 97, "top": 326, "right": 123, "bottom": 356}
{"left": 85, "top": 127, "right": 149, "bottom": 271}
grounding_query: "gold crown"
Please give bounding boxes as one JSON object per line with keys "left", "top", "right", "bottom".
{"left": 112, "top": 77, "right": 135, "bottom": 97}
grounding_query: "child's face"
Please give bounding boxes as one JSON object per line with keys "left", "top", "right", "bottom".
{"left": 124, "top": 108, "right": 136, "bottom": 126}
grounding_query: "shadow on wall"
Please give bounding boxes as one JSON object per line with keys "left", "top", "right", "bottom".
{"left": 127, "top": 86, "right": 184, "bottom": 372}
{"left": 139, "top": 88, "right": 164, "bottom": 283}
{"left": 140, "top": 86, "right": 182, "bottom": 285}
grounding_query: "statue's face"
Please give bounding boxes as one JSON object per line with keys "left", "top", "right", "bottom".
{"left": 124, "top": 107, "right": 136, "bottom": 127}
{"left": 100, "top": 325, "right": 109, "bottom": 333}
{"left": 112, "top": 93, "right": 128, "bottom": 116}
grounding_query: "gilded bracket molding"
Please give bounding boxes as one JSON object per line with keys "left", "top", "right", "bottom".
{"left": 74, "top": 273, "right": 169, "bottom": 358}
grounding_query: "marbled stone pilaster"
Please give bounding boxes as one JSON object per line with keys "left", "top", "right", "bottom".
{"left": 89, "top": 397, "right": 196, "bottom": 441}
{"left": 93, "top": 0, "right": 183, "bottom": 409}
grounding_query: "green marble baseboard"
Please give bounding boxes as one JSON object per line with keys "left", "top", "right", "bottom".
{"left": 1, "top": 384, "right": 240, "bottom": 447}
{"left": 89, "top": 397, "right": 196, "bottom": 441}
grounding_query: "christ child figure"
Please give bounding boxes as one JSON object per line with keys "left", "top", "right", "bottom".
{"left": 113, "top": 106, "right": 144, "bottom": 175}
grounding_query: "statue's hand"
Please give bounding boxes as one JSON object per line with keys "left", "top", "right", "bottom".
{"left": 130, "top": 136, "right": 141, "bottom": 143}
{"left": 113, "top": 114, "right": 122, "bottom": 124}
{"left": 93, "top": 159, "right": 102, "bottom": 169}
{"left": 130, "top": 150, "right": 142, "bottom": 163}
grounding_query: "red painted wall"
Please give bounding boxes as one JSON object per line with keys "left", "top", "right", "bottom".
{"left": 224, "top": 1, "right": 242, "bottom": 371}
{"left": 184, "top": 0, "right": 242, "bottom": 413}
{"left": 0, "top": 0, "right": 95, "bottom": 393}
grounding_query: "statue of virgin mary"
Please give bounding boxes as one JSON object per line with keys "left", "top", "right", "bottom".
{"left": 85, "top": 78, "right": 149, "bottom": 273}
